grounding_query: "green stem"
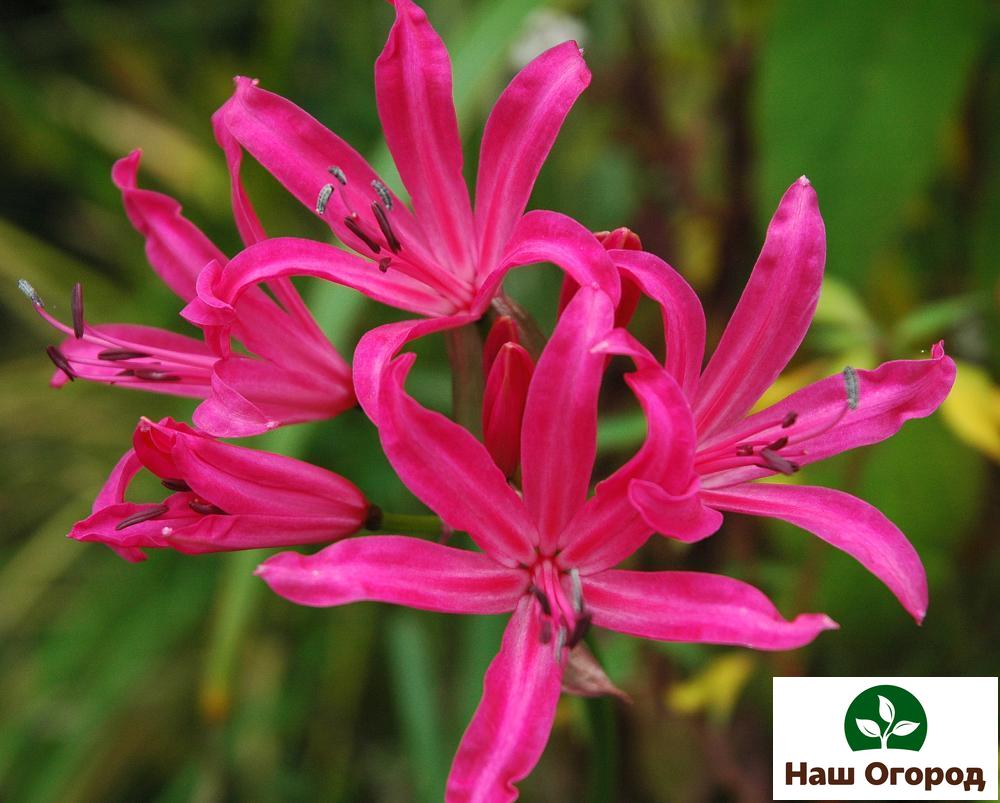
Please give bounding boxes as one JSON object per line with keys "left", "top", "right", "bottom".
{"left": 377, "top": 511, "right": 445, "bottom": 536}
{"left": 445, "top": 323, "right": 485, "bottom": 435}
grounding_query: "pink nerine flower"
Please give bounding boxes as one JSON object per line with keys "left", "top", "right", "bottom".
{"left": 611, "top": 177, "right": 957, "bottom": 622}
{"left": 70, "top": 417, "right": 371, "bottom": 562}
{"left": 182, "top": 0, "right": 619, "bottom": 418}
{"left": 257, "top": 287, "right": 835, "bottom": 802}
{"left": 26, "top": 151, "right": 354, "bottom": 437}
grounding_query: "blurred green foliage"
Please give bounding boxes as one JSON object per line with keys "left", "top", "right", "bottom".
{"left": 1, "top": 1, "right": 997, "bottom": 801}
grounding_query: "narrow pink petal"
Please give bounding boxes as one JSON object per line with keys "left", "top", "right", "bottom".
{"left": 698, "top": 344, "right": 956, "bottom": 484}
{"left": 474, "top": 41, "right": 590, "bottom": 275}
{"left": 626, "top": 479, "right": 722, "bottom": 544}
{"left": 446, "top": 597, "right": 563, "bottom": 802}
{"left": 162, "top": 513, "right": 364, "bottom": 554}
{"left": 211, "top": 94, "right": 267, "bottom": 245}
{"left": 559, "top": 228, "right": 643, "bottom": 329}
{"left": 91, "top": 449, "right": 143, "bottom": 510}
{"left": 69, "top": 493, "right": 200, "bottom": 562}
{"left": 353, "top": 312, "right": 475, "bottom": 422}
{"left": 482, "top": 343, "right": 534, "bottom": 478}
{"left": 585, "top": 569, "right": 837, "bottom": 649}
{"left": 701, "top": 483, "right": 928, "bottom": 622}
{"left": 521, "top": 286, "right": 614, "bottom": 550}
{"left": 112, "top": 150, "right": 226, "bottom": 302}
{"left": 611, "top": 249, "right": 706, "bottom": 400}
{"left": 193, "top": 356, "right": 356, "bottom": 437}
{"left": 378, "top": 356, "right": 538, "bottom": 566}
{"left": 377, "top": 0, "right": 476, "bottom": 277}
{"left": 693, "top": 177, "right": 826, "bottom": 436}
{"left": 477, "top": 210, "right": 621, "bottom": 313}
{"left": 257, "top": 536, "right": 526, "bottom": 613}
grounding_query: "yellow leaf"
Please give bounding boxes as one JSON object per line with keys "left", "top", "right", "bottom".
{"left": 666, "top": 653, "right": 756, "bottom": 722}
{"left": 940, "top": 361, "right": 1000, "bottom": 462}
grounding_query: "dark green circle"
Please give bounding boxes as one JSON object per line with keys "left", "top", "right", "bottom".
{"left": 844, "top": 684, "right": 927, "bottom": 751}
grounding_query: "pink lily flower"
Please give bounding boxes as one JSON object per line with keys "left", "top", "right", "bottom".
{"left": 70, "top": 417, "right": 372, "bottom": 562}
{"left": 257, "top": 286, "right": 836, "bottom": 801}
{"left": 26, "top": 150, "right": 354, "bottom": 437}
{"left": 183, "top": 0, "right": 619, "bottom": 419}
{"left": 611, "top": 177, "right": 957, "bottom": 622}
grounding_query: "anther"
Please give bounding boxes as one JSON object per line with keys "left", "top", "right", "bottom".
{"left": 539, "top": 620, "right": 552, "bottom": 644}
{"left": 188, "top": 499, "right": 225, "bottom": 515}
{"left": 371, "top": 179, "right": 392, "bottom": 210}
{"left": 529, "top": 585, "right": 552, "bottom": 616}
{"left": 17, "top": 279, "right": 44, "bottom": 307}
{"left": 781, "top": 411, "right": 798, "bottom": 428}
{"left": 327, "top": 165, "right": 347, "bottom": 185}
{"left": 378, "top": 257, "right": 392, "bottom": 273}
{"left": 316, "top": 183, "right": 334, "bottom": 214}
{"left": 371, "top": 202, "right": 401, "bottom": 253}
{"left": 115, "top": 504, "right": 169, "bottom": 531}
{"left": 161, "top": 478, "right": 191, "bottom": 492}
{"left": 554, "top": 626, "right": 567, "bottom": 660}
{"left": 567, "top": 612, "right": 593, "bottom": 648}
{"left": 765, "top": 436, "right": 789, "bottom": 451}
{"left": 843, "top": 366, "right": 860, "bottom": 410}
{"left": 133, "top": 369, "right": 181, "bottom": 382}
{"left": 364, "top": 504, "right": 383, "bottom": 531}
{"left": 736, "top": 444, "right": 755, "bottom": 456}
{"left": 46, "top": 345, "right": 75, "bottom": 381}
{"left": 759, "top": 448, "right": 799, "bottom": 475}
{"left": 569, "top": 568, "right": 583, "bottom": 614}
{"left": 98, "top": 349, "right": 151, "bottom": 361}
{"left": 71, "top": 283, "right": 84, "bottom": 338}
{"left": 343, "top": 216, "right": 382, "bottom": 254}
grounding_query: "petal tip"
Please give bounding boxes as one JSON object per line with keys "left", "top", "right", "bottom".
{"left": 797, "top": 174, "right": 811, "bottom": 186}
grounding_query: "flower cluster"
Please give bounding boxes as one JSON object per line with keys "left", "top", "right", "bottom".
{"left": 23, "top": 0, "right": 955, "bottom": 799}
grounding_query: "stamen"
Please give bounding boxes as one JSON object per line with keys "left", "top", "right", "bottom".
{"left": 529, "top": 585, "right": 552, "bottom": 616}
{"left": 554, "top": 626, "right": 567, "bottom": 660}
{"left": 161, "top": 478, "right": 191, "bottom": 492}
{"left": 567, "top": 612, "right": 593, "bottom": 648}
{"left": 343, "top": 216, "right": 382, "bottom": 254}
{"left": 18, "top": 278, "right": 44, "bottom": 307}
{"left": 782, "top": 411, "right": 798, "bottom": 428}
{"left": 539, "top": 620, "right": 552, "bottom": 644}
{"left": 327, "top": 165, "right": 347, "bottom": 185}
{"left": 98, "top": 349, "right": 151, "bottom": 361}
{"left": 378, "top": 257, "right": 392, "bottom": 273}
{"left": 115, "top": 504, "right": 169, "bottom": 531}
{"left": 46, "top": 345, "right": 75, "bottom": 381}
{"left": 188, "top": 499, "right": 225, "bottom": 515}
{"left": 843, "top": 366, "right": 860, "bottom": 410}
{"left": 765, "top": 436, "right": 789, "bottom": 451}
{"left": 371, "top": 202, "right": 401, "bottom": 253}
{"left": 371, "top": 180, "right": 392, "bottom": 210}
{"left": 364, "top": 504, "right": 383, "bottom": 531}
{"left": 132, "top": 369, "right": 181, "bottom": 382}
{"left": 569, "top": 568, "right": 583, "bottom": 614}
{"left": 316, "top": 183, "right": 334, "bottom": 214}
{"left": 759, "top": 448, "right": 799, "bottom": 475}
{"left": 71, "top": 283, "right": 84, "bottom": 338}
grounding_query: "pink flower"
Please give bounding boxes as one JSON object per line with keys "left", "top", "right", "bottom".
{"left": 69, "top": 417, "right": 371, "bottom": 562}
{"left": 257, "top": 287, "right": 835, "bottom": 801}
{"left": 610, "top": 177, "right": 957, "bottom": 622}
{"left": 182, "top": 0, "right": 620, "bottom": 419}
{"left": 25, "top": 150, "right": 354, "bottom": 437}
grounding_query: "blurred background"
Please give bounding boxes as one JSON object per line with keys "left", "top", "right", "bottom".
{"left": 1, "top": 0, "right": 997, "bottom": 800}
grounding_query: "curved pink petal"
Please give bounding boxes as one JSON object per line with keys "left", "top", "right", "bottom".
{"left": 477, "top": 210, "right": 620, "bottom": 312}
{"left": 192, "top": 355, "right": 355, "bottom": 437}
{"left": 353, "top": 312, "right": 475, "bottom": 422}
{"left": 377, "top": 0, "right": 476, "bottom": 278}
{"left": 697, "top": 343, "right": 957, "bottom": 487}
{"left": 693, "top": 177, "right": 826, "bottom": 437}
{"left": 701, "top": 483, "right": 928, "bottom": 622}
{"left": 483, "top": 343, "right": 534, "bottom": 478}
{"left": 91, "top": 448, "right": 143, "bottom": 510}
{"left": 584, "top": 569, "right": 837, "bottom": 650}
{"left": 69, "top": 492, "right": 200, "bottom": 562}
{"left": 559, "top": 228, "right": 643, "bottom": 329}
{"left": 474, "top": 41, "right": 590, "bottom": 275}
{"left": 626, "top": 479, "right": 722, "bottom": 545}
{"left": 378, "top": 356, "right": 537, "bottom": 566}
{"left": 257, "top": 536, "right": 526, "bottom": 613}
{"left": 521, "top": 286, "right": 614, "bottom": 551}
{"left": 612, "top": 248, "right": 706, "bottom": 400}
{"left": 211, "top": 96, "right": 266, "bottom": 245}
{"left": 446, "top": 597, "right": 563, "bottom": 803}
{"left": 111, "top": 150, "right": 226, "bottom": 302}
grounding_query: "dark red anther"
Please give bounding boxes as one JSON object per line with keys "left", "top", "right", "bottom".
{"left": 766, "top": 436, "right": 789, "bottom": 451}
{"left": 529, "top": 585, "right": 552, "bottom": 616}
{"left": 343, "top": 216, "right": 382, "bottom": 254}
{"left": 161, "top": 478, "right": 191, "bottom": 492}
{"left": 46, "top": 345, "right": 75, "bottom": 381}
{"left": 539, "top": 620, "right": 552, "bottom": 644}
{"left": 364, "top": 504, "right": 383, "bottom": 531}
{"left": 378, "top": 257, "right": 392, "bottom": 273}
{"left": 736, "top": 444, "right": 754, "bottom": 456}
{"left": 115, "top": 504, "right": 169, "bottom": 531}
{"left": 188, "top": 499, "right": 225, "bottom": 515}
{"left": 781, "top": 411, "right": 798, "bottom": 428}
{"left": 371, "top": 202, "right": 401, "bottom": 253}
{"left": 99, "top": 349, "right": 151, "bottom": 361}
{"left": 567, "top": 611, "right": 593, "bottom": 648}
{"left": 71, "top": 283, "right": 84, "bottom": 338}
{"left": 133, "top": 369, "right": 182, "bottom": 382}
{"left": 759, "top": 448, "right": 799, "bottom": 475}
{"left": 117, "top": 369, "right": 136, "bottom": 377}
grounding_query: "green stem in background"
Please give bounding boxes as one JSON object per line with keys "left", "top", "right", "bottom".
{"left": 445, "top": 323, "right": 485, "bottom": 435}
{"left": 584, "top": 696, "right": 619, "bottom": 803}
{"left": 377, "top": 511, "right": 444, "bottom": 537}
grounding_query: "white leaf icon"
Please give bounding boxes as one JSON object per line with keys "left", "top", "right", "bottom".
{"left": 878, "top": 694, "right": 895, "bottom": 723}
{"left": 891, "top": 720, "right": 920, "bottom": 737}
{"left": 856, "top": 718, "right": 881, "bottom": 738}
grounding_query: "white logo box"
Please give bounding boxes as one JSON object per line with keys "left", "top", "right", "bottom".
{"left": 772, "top": 677, "right": 998, "bottom": 800}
